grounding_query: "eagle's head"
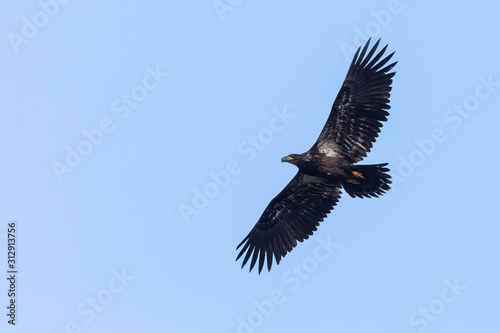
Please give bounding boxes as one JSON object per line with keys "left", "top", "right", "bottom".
{"left": 281, "top": 153, "right": 312, "bottom": 168}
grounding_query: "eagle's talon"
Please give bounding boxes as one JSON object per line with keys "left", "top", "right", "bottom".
{"left": 352, "top": 171, "right": 364, "bottom": 178}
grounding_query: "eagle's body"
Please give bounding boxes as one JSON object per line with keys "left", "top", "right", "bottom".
{"left": 236, "top": 39, "right": 397, "bottom": 273}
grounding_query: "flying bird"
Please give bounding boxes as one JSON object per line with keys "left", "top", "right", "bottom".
{"left": 236, "top": 38, "right": 397, "bottom": 273}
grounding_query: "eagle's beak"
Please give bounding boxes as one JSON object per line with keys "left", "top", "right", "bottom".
{"left": 281, "top": 155, "right": 293, "bottom": 163}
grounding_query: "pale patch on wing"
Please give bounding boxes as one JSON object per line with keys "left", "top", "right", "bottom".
{"left": 317, "top": 141, "right": 341, "bottom": 157}
{"left": 301, "top": 174, "right": 319, "bottom": 184}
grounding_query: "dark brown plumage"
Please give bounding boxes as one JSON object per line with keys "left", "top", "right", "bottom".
{"left": 236, "top": 38, "right": 397, "bottom": 273}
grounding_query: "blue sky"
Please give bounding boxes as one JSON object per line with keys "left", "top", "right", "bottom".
{"left": 1, "top": 0, "right": 500, "bottom": 332}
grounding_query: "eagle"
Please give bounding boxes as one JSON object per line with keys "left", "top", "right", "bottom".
{"left": 236, "top": 39, "right": 397, "bottom": 273}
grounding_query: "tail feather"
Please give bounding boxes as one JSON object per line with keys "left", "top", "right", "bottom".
{"left": 342, "top": 163, "right": 391, "bottom": 198}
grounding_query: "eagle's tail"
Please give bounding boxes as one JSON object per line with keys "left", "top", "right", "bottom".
{"left": 342, "top": 163, "right": 391, "bottom": 198}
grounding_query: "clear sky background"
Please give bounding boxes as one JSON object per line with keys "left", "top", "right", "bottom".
{"left": 1, "top": 1, "right": 500, "bottom": 332}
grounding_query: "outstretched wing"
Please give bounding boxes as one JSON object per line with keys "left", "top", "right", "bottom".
{"left": 236, "top": 172, "right": 341, "bottom": 273}
{"left": 314, "top": 38, "right": 397, "bottom": 163}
